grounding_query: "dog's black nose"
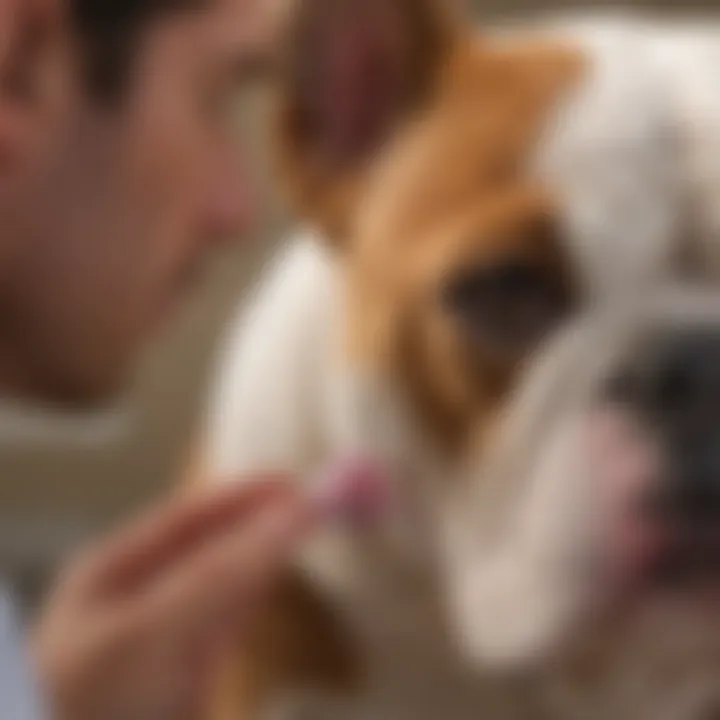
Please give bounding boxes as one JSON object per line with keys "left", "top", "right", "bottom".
{"left": 645, "top": 329, "right": 720, "bottom": 529}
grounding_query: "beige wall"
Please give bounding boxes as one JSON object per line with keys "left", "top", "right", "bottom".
{"left": 3, "top": 0, "right": 720, "bottom": 599}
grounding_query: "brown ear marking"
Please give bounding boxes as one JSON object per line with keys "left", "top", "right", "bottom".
{"left": 272, "top": 0, "right": 462, "bottom": 245}
{"left": 207, "top": 569, "right": 364, "bottom": 720}
{"left": 345, "top": 185, "right": 579, "bottom": 456}
{"left": 273, "top": 0, "right": 585, "bottom": 249}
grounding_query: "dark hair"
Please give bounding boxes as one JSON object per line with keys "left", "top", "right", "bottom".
{"left": 69, "top": 0, "right": 199, "bottom": 101}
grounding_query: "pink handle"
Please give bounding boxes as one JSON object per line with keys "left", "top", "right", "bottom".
{"left": 314, "top": 457, "right": 389, "bottom": 528}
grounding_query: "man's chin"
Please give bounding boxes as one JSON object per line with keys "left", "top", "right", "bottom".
{"left": 0, "top": 359, "right": 132, "bottom": 434}
{"left": 0, "top": 391, "right": 131, "bottom": 446}
{"left": 37, "top": 364, "right": 130, "bottom": 410}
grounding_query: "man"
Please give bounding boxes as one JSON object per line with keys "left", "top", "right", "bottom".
{"left": 0, "top": 0, "right": 316, "bottom": 718}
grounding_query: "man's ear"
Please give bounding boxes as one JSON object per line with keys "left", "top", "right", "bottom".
{"left": 0, "top": 0, "right": 60, "bottom": 168}
{"left": 273, "top": 0, "right": 463, "bottom": 245}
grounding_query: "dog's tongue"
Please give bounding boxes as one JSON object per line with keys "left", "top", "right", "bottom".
{"left": 314, "top": 457, "right": 389, "bottom": 528}
{"left": 585, "top": 408, "right": 666, "bottom": 589}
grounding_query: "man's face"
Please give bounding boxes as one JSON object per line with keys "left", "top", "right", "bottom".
{"left": 0, "top": 0, "right": 266, "bottom": 405}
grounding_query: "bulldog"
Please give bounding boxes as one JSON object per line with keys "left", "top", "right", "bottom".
{"left": 194, "top": 2, "right": 720, "bottom": 718}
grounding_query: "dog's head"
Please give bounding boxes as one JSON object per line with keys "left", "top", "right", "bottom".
{"left": 271, "top": 3, "right": 720, "bottom": 707}
{"left": 435, "top": 288, "right": 720, "bottom": 717}
{"left": 272, "top": 0, "right": 585, "bottom": 461}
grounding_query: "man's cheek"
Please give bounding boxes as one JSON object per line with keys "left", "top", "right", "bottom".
{"left": 204, "top": 148, "right": 257, "bottom": 240}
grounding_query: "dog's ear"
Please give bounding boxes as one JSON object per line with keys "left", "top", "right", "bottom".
{"left": 273, "top": 0, "right": 462, "bottom": 244}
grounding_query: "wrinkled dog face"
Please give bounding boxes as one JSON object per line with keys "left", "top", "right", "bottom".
{"left": 443, "top": 289, "right": 720, "bottom": 717}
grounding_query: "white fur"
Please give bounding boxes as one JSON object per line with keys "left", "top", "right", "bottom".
{"left": 202, "top": 15, "right": 720, "bottom": 720}
{"left": 535, "top": 16, "right": 720, "bottom": 295}
{"left": 203, "top": 234, "right": 479, "bottom": 719}
{"left": 444, "top": 289, "right": 720, "bottom": 717}
{"left": 204, "top": 233, "right": 338, "bottom": 479}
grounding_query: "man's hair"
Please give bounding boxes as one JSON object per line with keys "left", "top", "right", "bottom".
{"left": 69, "top": 0, "right": 198, "bottom": 101}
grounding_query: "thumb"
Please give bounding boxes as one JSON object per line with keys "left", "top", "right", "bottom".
{"left": 144, "top": 494, "right": 316, "bottom": 644}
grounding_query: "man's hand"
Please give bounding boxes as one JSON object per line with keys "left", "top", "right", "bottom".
{"left": 32, "top": 478, "right": 316, "bottom": 720}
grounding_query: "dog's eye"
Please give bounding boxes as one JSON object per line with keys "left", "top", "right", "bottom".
{"left": 441, "top": 258, "right": 570, "bottom": 358}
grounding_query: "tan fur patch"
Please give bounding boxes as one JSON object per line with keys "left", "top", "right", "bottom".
{"left": 208, "top": 571, "right": 363, "bottom": 720}
{"left": 343, "top": 41, "right": 584, "bottom": 451}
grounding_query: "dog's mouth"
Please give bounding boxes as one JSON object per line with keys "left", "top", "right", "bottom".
{"left": 585, "top": 404, "right": 720, "bottom": 603}
{"left": 646, "top": 533, "right": 720, "bottom": 596}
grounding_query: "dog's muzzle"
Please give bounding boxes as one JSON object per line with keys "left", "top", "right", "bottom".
{"left": 604, "top": 325, "right": 720, "bottom": 589}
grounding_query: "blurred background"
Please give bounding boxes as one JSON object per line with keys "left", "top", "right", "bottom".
{"left": 3, "top": 0, "right": 718, "bottom": 609}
